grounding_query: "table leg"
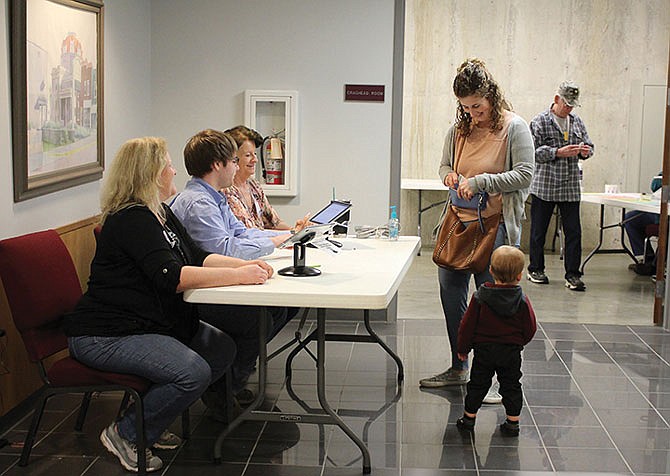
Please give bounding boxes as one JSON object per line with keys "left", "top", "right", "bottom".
{"left": 363, "top": 310, "right": 404, "bottom": 383}
{"left": 580, "top": 204, "right": 638, "bottom": 274}
{"left": 580, "top": 204, "right": 606, "bottom": 273}
{"left": 316, "top": 309, "right": 372, "bottom": 474}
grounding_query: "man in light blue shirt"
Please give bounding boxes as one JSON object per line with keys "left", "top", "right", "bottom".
{"left": 171, "top": 129, "right": 297, "bottom": 414}
{"left": 171, "top": 132, "right": 290, "bottom": 259}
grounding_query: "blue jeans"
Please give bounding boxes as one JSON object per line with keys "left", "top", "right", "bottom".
{"left": 623, "top": 211, "right": 659, "bottom": 258}
{"left": 437, "top": 222, "right": 510, "bottom": 370}
{"left": 197, "top": 305, "right": 298, "bottom": 393}
{"left": 68, "top": 321, "right": 235, "bottom": 445}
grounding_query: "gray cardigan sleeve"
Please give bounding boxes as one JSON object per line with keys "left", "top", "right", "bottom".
{"left": 438, "top": 125, "right": 456, "bottom": 185}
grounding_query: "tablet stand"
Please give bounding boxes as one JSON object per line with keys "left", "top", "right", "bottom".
{"left": 279, "top": 243, "right": 321, "bottom": 277}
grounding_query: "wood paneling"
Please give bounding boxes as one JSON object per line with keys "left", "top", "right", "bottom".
{"left": 0, "top": 216, "right": 100, "bottom": 416}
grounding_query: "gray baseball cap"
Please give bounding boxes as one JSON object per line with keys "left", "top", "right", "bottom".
{"left": 558, "top": 81, "right": 581, "bottom": 107}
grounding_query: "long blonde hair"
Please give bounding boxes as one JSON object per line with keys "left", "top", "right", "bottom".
{"left": 100, "top": 137, "right": 169, "bottom": 224}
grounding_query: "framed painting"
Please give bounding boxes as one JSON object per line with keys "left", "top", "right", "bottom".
{"left": 10, "top": 0, "right": 104, "bottom": 202}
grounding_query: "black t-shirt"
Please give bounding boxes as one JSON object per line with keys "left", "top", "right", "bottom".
{"left": 63, "top": 204, "right": 210, "bottom": 343}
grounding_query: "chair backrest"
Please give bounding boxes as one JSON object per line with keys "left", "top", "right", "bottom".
{"left": 0, "top": 230, "right": 82, "bottom": 362}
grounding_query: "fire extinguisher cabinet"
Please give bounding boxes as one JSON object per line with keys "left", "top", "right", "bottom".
{"left": 244, "top": 90, "right": 298, "bottom": 197}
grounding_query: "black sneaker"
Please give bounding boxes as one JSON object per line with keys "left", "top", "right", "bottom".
{"left": 456, "top": 416, "right": 475, "bottom": 432}
{"left": 235, "top": 387, "right": 256, "bottom": 406}
{"left": 527, "top": 271, "right": 549, "bottom": 284}
{"left": 500, "top": 420, "right": 520, "bottom": 437}
{"left": 565, "top": 276, "right": 586, "bottom": 291}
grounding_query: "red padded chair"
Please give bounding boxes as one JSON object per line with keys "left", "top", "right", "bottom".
{"left": 0, "top": 230, "right": 159, "bottom": 474}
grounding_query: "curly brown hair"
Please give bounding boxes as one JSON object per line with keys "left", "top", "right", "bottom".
{"left": 453, "top": 58, "right": 511, "bottom": 137}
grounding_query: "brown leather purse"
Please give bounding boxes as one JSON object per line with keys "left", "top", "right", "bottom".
{"left": 432, "top": 204, "right": 500, "bottom": 273}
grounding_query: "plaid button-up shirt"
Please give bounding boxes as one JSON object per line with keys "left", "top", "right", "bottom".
{"left": 529, "top": 106, "right": 594, "bottom": 202}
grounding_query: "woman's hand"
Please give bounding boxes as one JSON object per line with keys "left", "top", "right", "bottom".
{"left": 457, "top": 352, "right": 468, "bottom": 361}
{"left": 444, "top": 172, "right": 459, "bottom": 188}
{"left": 247, "top": 259, "right": 274, "bottom": 278}
{"left": 236, "top": 264, "right": 270, "bottom": 284}
{"left": 457, "top": 178, "right": 474, "bottom": 200}
{"left": 293, "top": 214, "right": 311, "bottom": 232}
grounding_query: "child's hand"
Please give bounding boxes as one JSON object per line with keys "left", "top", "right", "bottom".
{"left": 457, "top": 353, "right": 468, "bottom": 361}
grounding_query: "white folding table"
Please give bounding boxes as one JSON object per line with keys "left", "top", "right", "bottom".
{"left": 184, "top": 236, "right": 421, "bottom": 474}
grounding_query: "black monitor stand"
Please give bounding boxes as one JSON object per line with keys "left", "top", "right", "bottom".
{"left": 278, "top": 243, "right": 321, "bottom": 277}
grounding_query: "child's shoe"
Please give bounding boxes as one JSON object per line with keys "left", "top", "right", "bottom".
{"left": 456, "top": 415, "right": 475, "bottom": 432}
{"left": 499, "top": 419, "right": 520, "bottom": 437}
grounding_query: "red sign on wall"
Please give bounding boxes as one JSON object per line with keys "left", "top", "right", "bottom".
{"left": 344, "top": 84, "right": 385, "bottom": 102}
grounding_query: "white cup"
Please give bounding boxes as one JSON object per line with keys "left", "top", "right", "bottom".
{"left": 604, "top": 184, "right": 619, "bottom": 194}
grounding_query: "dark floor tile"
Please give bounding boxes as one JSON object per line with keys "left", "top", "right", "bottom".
{"left": 594, "top": 408, "right": 669, "bottom": 429}
{"left": 528, "top": 406, "right": 601, "bottom": 427}
{"left": 520, "top": 360, "right": 570, "bottom": 375}
{"left": 629, "top": 376, "right": 670, "bottom": 393}
{"left": 619, "top": 363, "right": 670, "bottom": 379}
{"left": 537, "top": 425, "right": 614, "bottom": 448}
{"left": 325, "top": 441, "right": 399, "bottom": 469}
{"left": 609, "top": 426, "right": 670, "bottom": 450}
{"left": 523, "top": 389, "right": 586, "bottom": 407}
{"left": 163, "top": 461, "right": 245, "bottom": 475}
{"left": 619, "top": 448, "right": 670, "bottom": 474}
{"left": 520, "top": 374, "right": 575, "bottom": 390}
{"left": 591, "top": 331, "right": 649, "bottom": 344}
{"left": 581, "top": 390, "right": 652, "bottom": 409}
{"left": 243, "top": 463, "right": 324, "bottom": 475}
{"left": 174, "top": 436, "right": 255, "bottom": 464}
{"left": 544, "top": 447, "right": 631, "bottom": 473}
{"left": 571, "top": 375, "right": 638, "bottom": 392}
{"left": 0, "top": 455, "right": 92, "bottom": 476}
{"left": 645, "top": 392, "right": 670, "bottom": 409}
{"left": 474, "top": 445, "right": 551, "bottom": 471}
{"left": 401, "top": 443, "right": 476, "bottom": 470}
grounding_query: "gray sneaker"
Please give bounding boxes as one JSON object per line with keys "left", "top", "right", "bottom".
{"left": 152, "top": 429, "right": 182, "bottom": 450}
{"left": 527, "top": 271, "right": 549, "bottom": 284}
{"left": 419, "top": 368, "right": 468, "bottom": 387}
{"left": 100, "top": 423, "right": 163, "bottom": 473}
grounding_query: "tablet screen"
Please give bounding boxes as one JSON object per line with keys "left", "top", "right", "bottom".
{"left": 310, "top": 200, "right": 351, "bottom": 224}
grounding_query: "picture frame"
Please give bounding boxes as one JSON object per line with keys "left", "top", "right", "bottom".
{"left": 10, "top": 0, "right": 104, "bottom": 202}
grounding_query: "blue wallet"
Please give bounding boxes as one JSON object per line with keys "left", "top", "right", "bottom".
{"left": 449, "top": 188, "right": 488, "bottom": 210}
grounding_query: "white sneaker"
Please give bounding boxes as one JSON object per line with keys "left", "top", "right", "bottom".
{"left": 483, "top": 380, "right": 503, "bottom": 404}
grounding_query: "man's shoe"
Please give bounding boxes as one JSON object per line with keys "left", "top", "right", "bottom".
{"left": 527, "top": 271, "right": 549, "bottom": 284}
{"left": 152, "top": 429, "right": 182, "bottom": 450}
{"left": 100, "top": 423, "right": 163, "bottom": 473}
{"left": 565, "top": 276, "right": 586, "bottom": 291}
{"left": 633, "top": 262, "right": 655, "bottom": 276}
{"left": 419, "top": 368, "right": 468, "bottom": 387}
{"left": 456, "top": 416, "right": 475, "bottom": 432}
{"left": 500, "top": 420, "right": 520, "bottom": 437}
{"left": 235, "top": 387, "right": 256, "bottom": 406}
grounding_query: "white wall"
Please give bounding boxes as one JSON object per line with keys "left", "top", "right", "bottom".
{"left": 150, "top": 0, "right": 396, "bottom": 228}
{"left": 0, "top": 0, "right": 153, "bottom": 240}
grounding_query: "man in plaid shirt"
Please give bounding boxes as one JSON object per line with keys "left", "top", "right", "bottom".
{"left": 527, "top": 81, "right": 594, "bottom": 291}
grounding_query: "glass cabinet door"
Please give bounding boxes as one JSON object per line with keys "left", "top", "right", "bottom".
{"left": 244, "top": 90, "right": 298, "bottom": 197}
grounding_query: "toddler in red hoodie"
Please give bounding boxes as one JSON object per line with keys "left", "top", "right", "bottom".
{"left": 456, "top": 245, "right": 537, "bottom": 436}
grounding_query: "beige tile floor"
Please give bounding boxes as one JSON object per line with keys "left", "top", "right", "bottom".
{"left": 399, "top": 247, "right": 657, "bottom": 326}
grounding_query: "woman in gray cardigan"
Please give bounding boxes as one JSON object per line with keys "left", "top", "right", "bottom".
{"left": 420, "top": 59, "right": 534, "bottom": 399}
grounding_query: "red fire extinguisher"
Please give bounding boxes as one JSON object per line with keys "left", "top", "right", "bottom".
{"left": 260, "top": 134, "right": 284, "bottom": 185}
